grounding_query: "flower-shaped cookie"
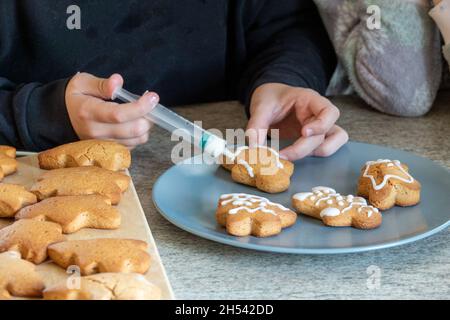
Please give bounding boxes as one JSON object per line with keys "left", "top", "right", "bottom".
{"left": 16, "top": 195, "right": 121, "bottom": 234}
{"left": 292, "top": 187, "right": 382, "bottom": 229}
{"left": 0, "top": 146, "right": 17, "bottom": 181}
{"left": 216, "top": 193, "right": 297, "bottom": 237}
{"left": 0, "top": 184, "right": 37, "bottom": 218}
{"left": 222, "top": 146, "right": 294, "bottom": 193}
{"left": 0, "top": 251, "right": 45, "bottom": 299}
{"left": 357, "top": 159, "right": 421, "bottom": 210}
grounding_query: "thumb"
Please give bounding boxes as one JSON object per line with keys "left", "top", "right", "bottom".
{"left": 73, "top": 73, "right": 124, "bottom": 100}
{"left": 246, "top": 105, "right": 273, "bottom": 147}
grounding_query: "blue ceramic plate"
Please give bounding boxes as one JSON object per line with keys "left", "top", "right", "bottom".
{"left": 152, "top": 142, "right": 450, "bottom": 254}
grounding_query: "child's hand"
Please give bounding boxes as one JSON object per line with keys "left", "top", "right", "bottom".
{"left": 247, "top": 83, "right": 348, "bottom": 161}
{"left": 65, "top": 73, "right": 159, "bottom": 148}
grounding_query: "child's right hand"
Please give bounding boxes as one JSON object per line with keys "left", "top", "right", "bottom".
{"left": 65, "top": 72, "right": 159, "bottom": 148}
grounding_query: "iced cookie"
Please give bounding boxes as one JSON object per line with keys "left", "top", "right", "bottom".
{"left": 38, "top": 139, "right": 131, "bottom": 172}
{"left": 222, "top": 146, "right": 294, "bottom": 193}
{"left": 48, "top": 238, "right": 151, "bottom": 275}
{"left": 0, "top": 220, "right": 65, "bottom": 264}
{"left": 16, "top": 195, "right": 121, "bottom": 234}
{"left": 216, "top": 193, "right": 297, "bottom": 237}
{"left": 0, "top": 146, "right": 17, "bottom": 181}
{"left": 30, "top": 166, "right": 131, "bottom": 205}
{"left": 358, "top": 159, "right": 421, "bottom": 210}
{"left": 0, "top": 184, "right": 38, "bottom": 218}
{"left": 292, "top": 187, "right": 382, "bottom": 229}
{"left": 0, "top": 251, "right": 45, "bottom": 299}
{"left": 43, "top": 273, "right": 161, "bottom": 300}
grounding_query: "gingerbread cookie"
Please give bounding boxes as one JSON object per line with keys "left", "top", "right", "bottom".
{"left": 222, "top": 146, "right": 294, "bottom": 193}
{"left": 292, "top": 187, "right": 382, "bottom": 229}
{"left": 0, "top": 251, "right": 45, "bottom": 299}
{"left": 0, "top": 220, "right": 65, "bottom": 264}
{"left": 38, "top": 139, "right": 131, "bottom": 172}
{"left": 216, "top": 193, "right": 297, "bottom": 237}
{"left": 48, "top": 238, "right": 151, "bottom": 275}
{"left": 16, "top": 195, "right": 121, "bottom": 234}
{"left": 43, "top": 273, "right": 161, "bottom": 300}
{"left": 0, "top": 146, "right": 17, "bottom": 181}
{"left": 358, "top": 159, "right": 421, "bottom": 210}
{"left": 0, "top": 184, "right": 37, "bottom": 218}
{"left": 30, "top": 166, "right": 131, "bottom": 205}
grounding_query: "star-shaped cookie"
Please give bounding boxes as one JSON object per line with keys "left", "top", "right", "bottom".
{"left": 16, "top": 195, "right": 121, "bottom": 234}
{"left": 30, "top": 166, "right": 131, "bottom": 205}
{"left": 48, "top": 238, "right": 151, "bottom": 275}
{"left": 38, "top": 139, "right": 131, "bottom": 172}
{"left": 222, "top": 146, "right": 294, "bottom": 193}
{"left": 0, "top": 220, "right": 66, "bottom": 264}
{"left": 0, "top": 184, "right": 38, "bottom": 218}
{"left": 0, "top": 146, "right": 17, "bottom": 181}
{"left": 44, "top": 273, "right": 161, "bottom": 300}
{"left": 357, "top": 159, "right": 421, "bottom": 210}
{"left": 292, "top": 187, "right": 382, "bottom": 229}
{"left": 216, "top": 193, "right": 297, "bottom": 237}
{"left": 0, "top": 251, "right": 45, "bottom": 299}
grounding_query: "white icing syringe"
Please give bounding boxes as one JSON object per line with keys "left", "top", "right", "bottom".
{"left": 112, "top": 87, "right": 234, "bottom": 158}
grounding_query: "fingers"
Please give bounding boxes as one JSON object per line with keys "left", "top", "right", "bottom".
{"left": 313, "top": 125, "right": 349, "bottom": 157}
{"left": 94, "top": 118, "right": 153, "bottom": 140}
{"left": 300, "top": 94, "right": 340, "bottom": 137}
{"left": 72, "top": 73, "right": 124, "bottom": 100}
{"left": 246, "top": 111, "right": 272, "bottom": 147}
{"left": 279, "top": 135, "right": 325, "bottom": 161}
{"left": 114, "top": 132, "right": 150, "bottom": 148}
{"left": 79, "top": 91, "right": 159, "bottom": 124}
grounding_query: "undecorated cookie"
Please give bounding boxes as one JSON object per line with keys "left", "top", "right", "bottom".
{"left": 292, "top": 187, "right": 382, "bottom": 229}
{"left": 48, "top": 238, "right": 151, "bottom": 275}
{"left": 30, "top": 166, "right": 131, "bottom": 205}
{"left": 0, "top": 220, "right": 65, "bottom": 264}
{"left": 222, "top": 146, "right": 294, "bottom": 193}
{"left": 0, "top": 146, "right": 17, "bottom": 181}
{"left": 358, "top": 159, "right": 421, "bottom": 210}
{"left": 16, "top": 195, "right": 121, "bottom": 234}
{"left": 216, "top": 193, "right": 297, "bottom": 237}
{"left": 38, "top": 139, "right": 131, "bottom": 171}
{"left": 0, "top": 251, "right": 45, "bottom": 299}
{"left": 0, "top": 184, "right": 37, "bottom": 218}
{"left": 43, "top": 273, "right": 161, "bottom": 300}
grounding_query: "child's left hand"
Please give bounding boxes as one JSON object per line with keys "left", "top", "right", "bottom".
{"left": 247, "top": 83, "right": 348, "bottom": 161}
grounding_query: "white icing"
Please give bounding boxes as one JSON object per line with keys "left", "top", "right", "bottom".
{"left": 2, "top": 251, "right": 20, "bottom": 259}
{"left": 312, "top": 186, "right": 336, "bottom": 194}
{"left": 326, "top": 200, "right": 333, "bottom": 205}
{"left": 226, "top": 145, "right": 284, "bottom": 177}
{"left": 220, "top": 193, "right": 290, "bottom": 216}
{"left": 292, "top": 192, "right": 313, "bottom": 201}
{"left": 203, "top": 136, "right": 227, "bottom": 158}
{"left": 320, "top": 207, "right": 341, "bottom": 217}
{"left": 363, "top": 159, "right": 414, "bottom": 191}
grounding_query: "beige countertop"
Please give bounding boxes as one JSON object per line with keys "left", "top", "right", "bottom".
{"left": 130, "top": 93, "right": 450, "bottom": 299}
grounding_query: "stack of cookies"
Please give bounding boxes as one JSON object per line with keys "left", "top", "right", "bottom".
{"left": 0, "top": 140, "right": 161, "bottom": 300}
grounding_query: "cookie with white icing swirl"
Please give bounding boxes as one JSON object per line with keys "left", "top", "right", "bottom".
{"left": 357, "top": 159, "right": 421, "bottom": 210}
{"left": 216, "top": 193, "right": 297, "bottom": 237}
{"left": 222, "top": 146, "right": 294, "bottom": 193}
{"left": 292, "top": 187, "right": 382, "bottom": 229}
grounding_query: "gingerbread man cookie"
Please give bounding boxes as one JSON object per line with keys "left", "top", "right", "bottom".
{"left": 0, "top": 146, "right": 17, "bottom": 181}
{"left": 358, "top": 159, "right": 421, "bottom": 210}
{"left": 222, "top": 146, "right": 294, "bottom": 193}
{"left": 292, "top": 187, "right": 382, "bottom": 229}
{"left": 0, "top": 220, "right": 66, "bottom": 264}
{"left": 30, "top": 166, "right": 131, "bottom": 205}
{"left": 44, "top": 273, "right": 161, "bottom": 300}
{"left": 216, "top": 193, "right": 297, "bottom": 237}
{"left": 0, "top": 251, "right": 45, "bottom": 299}
{"left": 48, "top": 238, "right": 151, "bottom": 275}
{"left": 38, "top": 139, "right": 131, "bottom": 172}
{"left": 16, "top": 195, "right": 121, "bottom": 234}
{"left": 0, "top": 184, "right": 38, "bottom": 218}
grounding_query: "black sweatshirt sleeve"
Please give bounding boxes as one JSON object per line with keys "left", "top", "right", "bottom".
{"left": 237, "top": 0, "right": 337, "bottom": 108}
{"left": 0, "top": 77, "right": 78, "bottom": 151}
